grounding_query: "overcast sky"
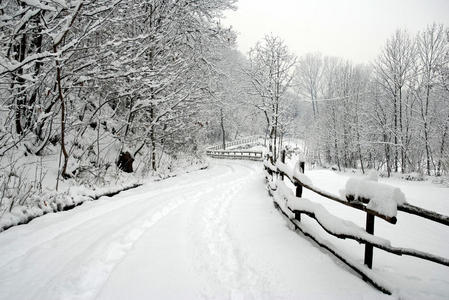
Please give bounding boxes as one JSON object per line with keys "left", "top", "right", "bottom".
{"left": 223, "top": 0, "right": 449, "bottom": 63}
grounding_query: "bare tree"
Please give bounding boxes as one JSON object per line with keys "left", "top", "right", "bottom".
{"left": 295, "top": 53, "right": 323, "bottom": 119}
{"left": 375, "top": 29, "right": 416, "bottom": 173}
{"left": 247, "top": 35, "right": 296, "bottom": 160}
{"left": 416, "top": 23, "right": 447, "bottom": 175}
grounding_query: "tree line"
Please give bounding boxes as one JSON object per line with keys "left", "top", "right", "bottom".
{"left": 1, "top": 0, "right": 447, "bottom": 202}
{"left": 0, "top": 0, "right": 238, "bottom": 182}
{"left": 252, "top": 25, "right": 449, "bottom": 177}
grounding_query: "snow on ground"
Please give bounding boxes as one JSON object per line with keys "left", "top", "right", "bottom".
{"left": 292, "top": 167, "right": 449, "bottom": 300}
{"left": 0, "top": 149, "right": 206, "bottom": 232}
{"left": 0, "top": 160, "right": 389, "bottom": 300}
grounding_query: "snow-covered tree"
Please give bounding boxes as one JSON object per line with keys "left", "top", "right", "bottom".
{"left": 246, "top": 34, "right": 296, "bottom": 160}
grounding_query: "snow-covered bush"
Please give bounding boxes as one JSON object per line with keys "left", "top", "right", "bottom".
{"left": 401, "top": 172, "right": 425, "bottom": 182}
{"left": 0, "top": 153, "right": 41, "bottom": 215}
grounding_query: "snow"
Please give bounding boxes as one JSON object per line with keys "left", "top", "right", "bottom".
{"left": 0, "top": 181, "right": 142, "bottom": 232}
{"left": 368, "top": 170, "right": 379, "bottom": 181}
{"left": 52, "top": 1, "right": 83, "bottom": 46}
{"left": 343, "top": 176, "right": 407, "bottom": 217}
{"left": 275, "top": 181, "right": 392, "bottom": 247}
{"left": 298, "top": 168, "right": 449, "bottom": 300}
{"left": 0, "top": 51, "right": 55, "bottom": 73}
{"left": 264, "top": 148, "right": 449, "bottom": 298}
{"left": 288, "top": 216, "right": 398, "bottom": 296}
{"left": 275, "top": 160, "right": 313, "bottom": 186}
{"left": 0, "top": 160, "right": 389, "bottom": 300}
{"left": 0, "top": 131, "right": 208, "bottom": 232}
{"left": 13, "top": 9, "right": 40, "bottom": 35}
{"left": 0, "top": 159, "right": 448, "bottom": 299}
{"left": 21, "top": 0, "right": 56, "bottom": 11}
{"left": 263, "top": 159, "right": 277, "bottom": 172}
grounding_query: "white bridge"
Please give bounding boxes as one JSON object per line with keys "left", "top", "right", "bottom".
{"left": 206, "top": 136, "right": 264, "bottom": 160}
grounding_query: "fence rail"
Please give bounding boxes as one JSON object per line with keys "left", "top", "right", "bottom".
{"left": 264, "top": 149, "right": 449, "bottom": 295}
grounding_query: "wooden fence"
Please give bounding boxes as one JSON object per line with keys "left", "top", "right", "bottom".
{"left": 264, "top": 150, "right": 449, "bottom": 295}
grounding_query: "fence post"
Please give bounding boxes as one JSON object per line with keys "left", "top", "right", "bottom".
{"left": 296, "top": 161, "right": 304, "bottom": 198}
{"left": 280, "top": 150, "right": 286, "bottom": 181}
{"left": 269, "top": 145, "right": 273, "bottom": 164}
{"left": 295, "top": 160, "right": 305, "bottom": 222}
{"left": 364, "top": 213, "right": 375, "bottom": 269}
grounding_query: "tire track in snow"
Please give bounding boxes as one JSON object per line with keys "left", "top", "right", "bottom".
{"left": 0, "top": 192, "right": 184, "bottom": 300}
{"left": 196, "top": 162, "right": 270, "bottom": 299}
{"left": 35, "top": 187, "right": 217, "bottom": 300}
{"left": 41, "top": 198, "right": 188, "bottom": 300}
{"left": 0, "top": 165, "right": 234, "bottom": 300}
{"left": 0, "top": 164, "right": 234, "bottom": 270}
{"left": 0, "top": 161, "right": 265, "bottom": 299}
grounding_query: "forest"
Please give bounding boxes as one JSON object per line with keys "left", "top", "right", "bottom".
{"left": 296, "top": 25, "right": 449, "bottom": 178}
{"left": 0, "top": 0, "right": 448, "bottom": 220}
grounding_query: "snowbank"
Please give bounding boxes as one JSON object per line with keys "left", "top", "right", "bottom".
{"left": 0, "top": 161, "right": 208, "bottom": 233}
{"left": 0, "top": 182, "right": 142, "bottom": 232}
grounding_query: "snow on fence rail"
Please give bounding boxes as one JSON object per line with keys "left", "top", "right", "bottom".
{"left": 206, "top": 136, "right": 263, "bottom": 161}
{"left": 264, "top": 149, "right": 449, "bottom": 295}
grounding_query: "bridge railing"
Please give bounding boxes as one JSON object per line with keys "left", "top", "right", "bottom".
{"left": 264, "top": 149, "right": 449, "bottom": 296}
{"left": 206, "top": 136, "right": 264, "bottom": 161}
{"left": 206, "top": 149, "right": 263, "bottom": 161}
{"left": 207, "top": 136, "right": 263, "bottom": 150}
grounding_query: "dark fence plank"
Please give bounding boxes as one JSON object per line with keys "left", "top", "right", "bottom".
{"left": 364, "top": 213, "right": 375, "bottom": 269}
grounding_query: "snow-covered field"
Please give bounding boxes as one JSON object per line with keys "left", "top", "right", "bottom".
{"left": 0, "top": 159, "right": 447, "bottom": 299}
{"left": 285, "top": 164, "right": 449, "bottom": 300}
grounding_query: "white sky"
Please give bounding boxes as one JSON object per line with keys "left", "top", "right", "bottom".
{"left": 223, "top": 0, "right": 449, "bottom": 63}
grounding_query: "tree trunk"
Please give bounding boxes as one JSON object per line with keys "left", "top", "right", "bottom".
{"left": 54, "top": 45, "right": 69, "bottom": 178}
{"left": 393, "top": 92, "right": 398, "bottom": 173}
{"left": 150, "top": 105, "right": 156, "bottom": 171}
{"left": 148, "top": 4, "right": 156, "bottom": 171}
{"left": 330, "top": 104, "right": 341, "bottom": 171}
{"left": 399, "top": 88, "right": 405, "bottom": 173}
{"left": 220, "top": 108, "right": 226, "bottom": 150}
{"left": 437, "top": 112, "right": 449, "bottom": 175}
{"left": 359, "top": 147, "right": 365, "bottom": 174}
{"left": 273, "top": 101, "right": 279, "bottom": 162}
{"left": 384, "top": 132, "right": 391, "bottom": 177}
{"left": 264, "top": 111, "right": 270, "bottom": 147}
{"left": 28, "top": 20, "right": 44, "bottom": 133}
{"left": 423, "top": 86, "right": 432, "bottom": 176}
{"left": 14, "top": 33, "right": 27, "bottom": 135}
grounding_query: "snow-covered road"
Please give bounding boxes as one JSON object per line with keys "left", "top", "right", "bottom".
{"left": 0, "top": 160, "right": 413, "bottom": 299}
